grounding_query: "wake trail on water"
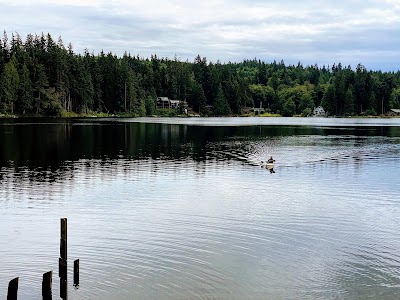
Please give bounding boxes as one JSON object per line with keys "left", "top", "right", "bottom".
{"left": 246, "top": 139, "right": 278, "bottom": 166}
{"left": 209, "top": 136, "right": 400, "bottom": 169}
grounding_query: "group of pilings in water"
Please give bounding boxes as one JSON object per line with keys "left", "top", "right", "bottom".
{"left": 6, "top": 218, "right": 79, "bottom": 300}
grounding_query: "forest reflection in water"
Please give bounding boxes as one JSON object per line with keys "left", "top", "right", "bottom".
{"left": 1, "top": 118, "right": 399, "bottom": 169}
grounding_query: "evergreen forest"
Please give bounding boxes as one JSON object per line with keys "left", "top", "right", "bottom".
{"left": 1, "top": 31, "right": 400, "bottom": 117}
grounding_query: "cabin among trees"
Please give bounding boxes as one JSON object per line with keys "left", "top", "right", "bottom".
{"left": 157, "top": 97, "right": 170, "bottom": 108}
{"left": 389, "top": 109, "right": 400, "bottom": 116}
{"left": 156, "top": 97, "right": 188, "bottom": 109}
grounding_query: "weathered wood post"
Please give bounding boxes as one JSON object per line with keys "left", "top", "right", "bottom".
{"left": 59, "top": 218, "right": 68, "bottom": 300}
{"left": 74, "top": 259, "right": 79, "bottom": 287}
{"left": 7, "top": 277, "right": 19, "bottom": 300}
{"left": 42, "top": 271, "right": 52, "bottom": 300}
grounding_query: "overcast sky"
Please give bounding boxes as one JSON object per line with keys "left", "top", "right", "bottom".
{"left": 1, "top": 0, "right": 400, "bottom": 71}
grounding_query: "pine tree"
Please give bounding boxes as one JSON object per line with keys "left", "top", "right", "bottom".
{"left": 32, "top": 63, "right": 49, "bottom": 114}
{"left": 17, "top": 64, "right": 33, "bottom": 114}
{"left": 0, "top": 56, "right": 20, "bottom": 114}
{"left": 343, "top": 85, "right": 356, "bottom": 116}
{"left": 213, "top": 84, "right": 230, "bottom": 116}
{"left": 321, "top": 84, "right": 335, "bottom": 116}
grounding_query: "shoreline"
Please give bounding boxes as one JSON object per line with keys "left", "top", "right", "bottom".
{"left": 0, "top": 114, "right": 398, "bottom": 119}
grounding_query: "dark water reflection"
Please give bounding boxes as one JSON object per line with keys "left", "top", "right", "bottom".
{"left": 1, "top": 118, "right": 400, "bottom": 299}
{"left": 1, "top": 118, "right": 399, "bottom": 167}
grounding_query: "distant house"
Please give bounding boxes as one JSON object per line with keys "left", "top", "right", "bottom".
{"left": 170, "top": 100, "right": 181, "bottom": 109}
{"left": 253, "top": 108, "right": 265, "bottom": 115}
{"left": 389, "top": 109, "right": 400, "bottom": 116}
{"left": 157, "top": 97, "right": 188, "bottom": 109}
{"left": 157, "top": 97, "right": 170, "bottom": 108}
{"left": 252, "top": 101, "right": 265, "bottom": 115}
{"left": 313, "top": 106, "right": 326, "bottom": 117}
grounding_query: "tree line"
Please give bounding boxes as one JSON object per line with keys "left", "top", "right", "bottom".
{"left": 1, "top": 31, "right": 400, "bottom": 117}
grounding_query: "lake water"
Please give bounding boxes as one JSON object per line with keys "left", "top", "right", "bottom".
{"left": 1, "top": 117, "right": 400, "bottom": 299}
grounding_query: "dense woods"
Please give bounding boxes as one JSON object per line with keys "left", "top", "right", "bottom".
{"left": 1, "top": 31, "right": 400, "bottom": 117}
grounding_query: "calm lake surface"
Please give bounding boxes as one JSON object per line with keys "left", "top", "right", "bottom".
{"left": 1, "top": 117, "right": 400, "bottom": 299}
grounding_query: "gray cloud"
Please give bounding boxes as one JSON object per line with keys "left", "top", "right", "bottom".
{"left": 1, "top": 0, "right": 399, "bottom": 70}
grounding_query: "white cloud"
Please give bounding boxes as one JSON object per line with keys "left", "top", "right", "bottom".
{"left": 2, "top": 0, "right": 102, "bottom": 6}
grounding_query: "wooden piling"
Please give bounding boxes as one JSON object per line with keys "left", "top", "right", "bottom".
{"left": 42, "top": 271, "right": 52, "bottom": 300}
{"left": 60, "top": 218, "right": 67, "bottom": 260}
{"left": 59, "top": 258, "right": 67, "bottom": 279}
{"left": 60, "top": 238, "right": 67, "bottom": 262}
{"left": 5, "top": 219, "right": 79, "bottom": 299}
{"left": 60, "top": 279, "right": 68, "bottom": 300}
{"left": 59, "top": 218, "right": 68, "bottom": 299}
{"left": 74, "top": 259, "right": 80, "bottom": 286}
{"left": 7, "top": 277, "right": 19, "bottom": 300}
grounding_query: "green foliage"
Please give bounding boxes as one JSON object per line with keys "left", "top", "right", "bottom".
{"left": 277, "top": 84, "right": 314, "bottom": 115}
{"left": 155, "top": 108, "right": 179, "bottom": 117}
{"left": 189, "top": 79, "right": 207, "bottom": 113}
{"left": 32, "top": 63, "right": 49, "bottom": 114}
{"left": 0, "top": 56, "right": 19, "bottom": 113}
{"left": 213, "top": 84, "right": 231, "bottom": 116}
{"left": 364, "top": 108, "right": 377, "bottom": 116}
{"left": 343, "top": 86, "right": 356, "bottom": 116}
{"left": 0, "top": 31, "right": 399, "bottom": 117}
{"left": 43, "top": 98, "right": 63, "bottom": 117}
{"left": 301, "top": 107, "right": 312, "bottom": 117}
{"left": 259, "top": 112, "right": 282, "bottom": 117}
{"left": 145, "top": 96, "right": 155, "bottom": 115}
{"left": 321, "top": 84, "right": 335, "bottom": 116}
{"left": 282, "top": 99, "right": 296, "bottom": 116}
{"left": 249, "top": 84, "right": 275, "bottom": 109}
{"left": 17, "top": 64, "right": 33, "bottom": 114}
{"left": 390, "top": 88, "right": 400, "bottom": 109}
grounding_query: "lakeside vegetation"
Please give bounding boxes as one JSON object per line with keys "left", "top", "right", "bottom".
{"left": 1, "top": 31, "right": 400, "bottom": 118}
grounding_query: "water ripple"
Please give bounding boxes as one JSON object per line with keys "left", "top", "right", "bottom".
{"left": 1, "top": 127, "right": 400, "bottom": 299}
